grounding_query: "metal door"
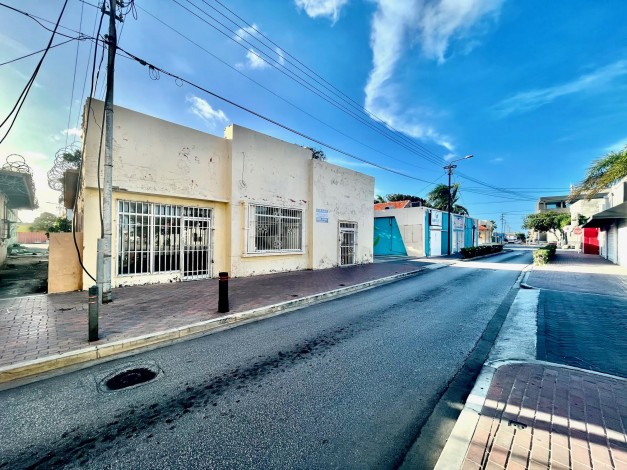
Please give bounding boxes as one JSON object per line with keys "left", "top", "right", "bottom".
{"left": 339, "top": 222, "right": 357, "bottom": 266}
{"left": 182, "top": 207, "right": 211, "bottom": 280}
{"left": 583, "top": 227, "right": 599, "bottom": 255}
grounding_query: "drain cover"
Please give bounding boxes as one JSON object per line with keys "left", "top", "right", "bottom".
{"left": 98, "top": 361, "right": 162, "bottom": 392}
{"left": 106, "top": 368, "right": 157, "bottom": 390}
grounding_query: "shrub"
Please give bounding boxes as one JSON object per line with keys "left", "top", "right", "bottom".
{"left": 533, "top": 244, "right": 557, "bottom": 266}
{"left": 460, "top": 244, "right": 504, "bottom": 259}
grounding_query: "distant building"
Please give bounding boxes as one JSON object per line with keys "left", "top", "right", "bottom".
{"left": 580, "top": 178, "right": 627, "bottom": 266}
{"left": 0, "top": 156, "right": 38, "bottom": 265}
{"left": 373, "top": 205, "right": 478, "bottom": 257}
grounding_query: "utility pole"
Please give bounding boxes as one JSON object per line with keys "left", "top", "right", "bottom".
{"left": 97, "top": 0, "right": 118, "bottom": 304}
{"left": 501, "top": 213, "right": 505, "bottom": 242}
{"left": 443, "top": 155, "right": 473, "bottom": 255}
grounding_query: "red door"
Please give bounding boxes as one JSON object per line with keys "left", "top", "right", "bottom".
{"left": 583, "top": 228, "right": 599, "bottom": 255}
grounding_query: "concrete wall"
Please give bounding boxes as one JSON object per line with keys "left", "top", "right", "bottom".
{"left": 83, "top": 99, "right": 230, "bottom": 202}
{"left": 226, "top": 125, "right": 311, "bottom": 277}
{"left": 374, "top": 206, "right": 427, "bottom": 257}
{"left": 311, "top": 159, "right": 374, "bottom": 267}
{"left": 48, "top": 232, "right": 83, "bottom": 293}
{"left": 75, "top": 102, "right": 374, "bottom": 289}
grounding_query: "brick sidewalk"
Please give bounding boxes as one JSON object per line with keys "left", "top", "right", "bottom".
{"left": 526, "top": 251, "right": 627, "bottom": 297}
{"left": 0, "top": 259, "right": 430, "bottom": 368}
{"left": 462, "top": 363, "right": 627, "bottom": 470}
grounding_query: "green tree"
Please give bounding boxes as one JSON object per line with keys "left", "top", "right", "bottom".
{"left": 571, "top": 145, "right": 627, "bottom": 199}
{"left": 516, "top": 233, "right": 526, "bottom": 242}
{"left": 522, "top": 211, "right": 571, "bottom": 242}
{"left": 374, "top": 194, "right": 385, "bottom": 203}
{"left": 30, "top": 212, "right": 58, "bottom": 232}
{"left": 489, "top": 219, "right": 497, "bottom": 230}
{"left": 47, "top": 217, "right": 72, "bottom": 234}
{"left": 61, "top": 149, "right": 81, "bottom": 166}
{"left": 385, "top": 193, "right": 430, "bottom": 207}
{"left": 427, "top": 184, "right": 468, "bottom": 215}
{"left": 309, "top": 147, "right": 327, "bottom": 161}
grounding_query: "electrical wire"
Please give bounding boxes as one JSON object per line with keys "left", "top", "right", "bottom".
{"left": 137, "top": 4, "right": 437, "bottom": 174}
{"left": 116, "top": 45, "right": 440, "bottom": 185}
{"left": 0, "top": 0, "right": 69, "bottom": 145}
{"left": 170, "top": 0, "right": 537, "bottom": 201}
{"left": 64, "top": 0, "right": 86, "bottom": 148}
{"left": 0, "top": 37, "right": 82, "bottom": 67}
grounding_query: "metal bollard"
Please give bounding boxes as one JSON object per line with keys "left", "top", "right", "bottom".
{"left": 88, "top": 285, "right": 99, "bottom": 342}
{"left": 218, "top": 272, "right": 230, "bottom": 313}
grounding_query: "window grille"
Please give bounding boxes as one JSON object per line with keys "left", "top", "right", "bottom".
{"left": 153, "top": 204, "right": 181, "bottom": 273}
{"left": 248, "top": 205, "right": 303, "bottom": 253}
{"left": 118, "top": 201, "right": 152, "bottom": 275}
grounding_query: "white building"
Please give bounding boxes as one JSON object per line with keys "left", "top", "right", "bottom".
{"left": 581, "top": 177, "right": 627, "bottom": 266}
{"left": 55, "top": 99, "right": 374, "bottom": 292}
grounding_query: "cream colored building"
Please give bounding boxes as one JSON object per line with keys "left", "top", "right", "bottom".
{"left": 61, "top": 99, "right": 373, "bottom": 292}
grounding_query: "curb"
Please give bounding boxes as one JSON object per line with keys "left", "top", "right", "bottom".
{"left": 0, "top": 265, "right": 440, "bottom": 385}
{"left": 457, "top": 248, "right": 514, "bottom": 262}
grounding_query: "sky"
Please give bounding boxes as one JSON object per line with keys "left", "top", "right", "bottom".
{"left": 1, "top": 0, "right": 626, "bottom": 232}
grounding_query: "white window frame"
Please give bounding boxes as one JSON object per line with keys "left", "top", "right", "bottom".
{"left": 247, "top": 204, "right": 303, "bottom": 254}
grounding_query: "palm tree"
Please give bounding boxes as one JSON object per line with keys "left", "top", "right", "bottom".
{"left": 571, "top": 145, "right": 627, "bottom": 199}
{"left": 427, "top": 183, "right": 469, "bottom": 215}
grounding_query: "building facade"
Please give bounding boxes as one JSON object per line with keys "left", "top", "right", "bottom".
{"left": 373, "top": 205, "right": 478, "bottom": 257}
{"left": 63, "top": 100, "right": 374, "bottom": 291}
{"left": 580, "top": 178, "right": 627, "bottom": 266}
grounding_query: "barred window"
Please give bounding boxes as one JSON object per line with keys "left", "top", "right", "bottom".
{"left": 248, "top": 205, "right": 303, "bottom": 253}
{"left": 117, "top": 201, "right": 183, "bottom": 275}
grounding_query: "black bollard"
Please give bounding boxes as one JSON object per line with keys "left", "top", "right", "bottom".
{"left": 218, "top": 272, "right": 230, "bottom": 313}
{"left": 88, "top": 285, "right": 99, "bottom": 342}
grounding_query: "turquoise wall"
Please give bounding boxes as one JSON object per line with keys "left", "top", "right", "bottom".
{"left": 374, "top": 217, "right": 407, "bottom": 256}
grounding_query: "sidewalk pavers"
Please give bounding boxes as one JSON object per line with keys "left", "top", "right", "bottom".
{"left": 439, "top": 251, "right": 627, "bottom": 469}
{"left": 461, "top": 363, "right": 627, "bottom": 470}
{"left": 0, "top": 259, "right": 431, "bottom": 380}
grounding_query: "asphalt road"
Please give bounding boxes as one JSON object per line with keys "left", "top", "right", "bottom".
{"left": 0, "top": 250, "right": 532, "bottom": 469}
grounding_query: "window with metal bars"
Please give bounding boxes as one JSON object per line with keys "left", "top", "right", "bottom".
{"left": 248, "top": 204, "right": 303, "bottom": 253}
{"left": 117, "top": 201, "right": 182, "bottom": 275}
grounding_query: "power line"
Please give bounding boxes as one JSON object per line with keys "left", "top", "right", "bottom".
{"left": 0, "top": 0, "right": 70, "bottom": 145}
{"left": 116, "top": 45, "right": 440, "bottom": 185}
{"left": 137, "top": 4, "right": 438, "bottom": 176}
{"left": 169, "top": 0, "right": 539, "bottom": 202}
{"left": 0, "top": 37, "right": 82, "bottom": 67}
{"left": 65, "top": 0, "right": 86, "bottom": 147}
{"left": 169, "top": 0, "right": 448, "bottom": 168}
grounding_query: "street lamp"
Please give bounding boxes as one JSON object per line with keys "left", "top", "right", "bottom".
{"left": 443, "top": 154, "right": 473, "bottom": 255}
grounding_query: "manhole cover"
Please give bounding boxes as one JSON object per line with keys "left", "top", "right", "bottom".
{"left": 98, "top": 362, "right": 162, "bottom": 392}
{"left": 106, "top": 368, "right": 157, "bottom": 390}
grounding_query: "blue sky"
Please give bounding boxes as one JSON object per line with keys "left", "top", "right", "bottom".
{"left": 1, "top": 0, "right": 626, "bottom": 232}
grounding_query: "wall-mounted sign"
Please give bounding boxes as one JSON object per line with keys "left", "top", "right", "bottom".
{"left": 430, "top": 211, "right": 442, "bottom": 227}
{"left": 316, "top": 208, "right": 329, "bottom": 223}
{"left": 453, "top": 215, "right": 464, "bottom": 230}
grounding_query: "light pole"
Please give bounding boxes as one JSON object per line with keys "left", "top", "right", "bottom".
{"left": 443, "top": 154, "right": 473, "bottom": 255}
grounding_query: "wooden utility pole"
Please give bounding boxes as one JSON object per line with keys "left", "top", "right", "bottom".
{"left": 97, "top": 0, "right": 118, "bottom": 304}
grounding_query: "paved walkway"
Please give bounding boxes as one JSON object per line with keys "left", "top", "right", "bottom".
{"left": 0, "top": 258, "right": 433, "bottom": 370}
{"left": 462, "top": 363, "right": 626, "bottom": 470}
{"left": 440, "top": 251, "right": 627, "bottom": 470}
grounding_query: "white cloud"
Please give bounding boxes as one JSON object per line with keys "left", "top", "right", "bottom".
{"left": 234, "top": 24, "right": 260, "bottom": 42}
{"left": 62, "top": 128, "right": 81, "bottom": 137}
{"left": 364, "top": 0, "right": 503, "bottom": 151}
{"left": 494, "top": 59, "right": 627, "bottom": 117}
{"left": 604, "top": 137, "right": 627, "bottom": 153}
{"left": 245, "top": 50, "right": 269, "bottom": 69}
{"left": 490, "top": 157, "right": 504, "bottom": 163}
{"left": 187, "top": 96, "right": 229, "bottom": 128}
{"left": 294, "top": 0, "right": 349, "bottom": 23}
